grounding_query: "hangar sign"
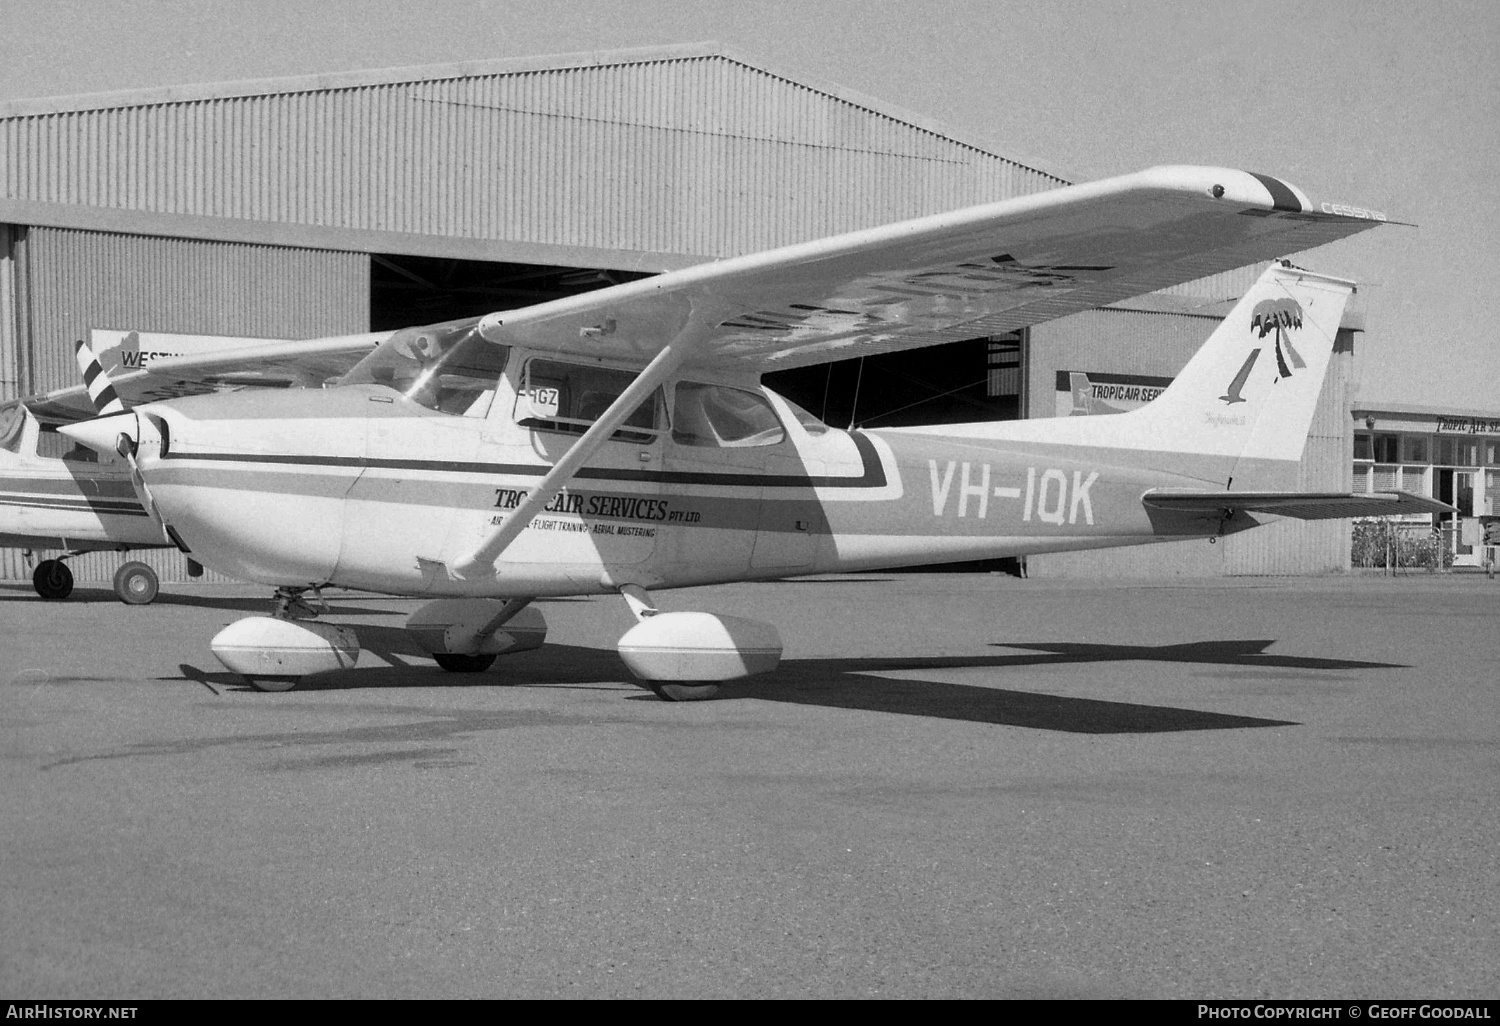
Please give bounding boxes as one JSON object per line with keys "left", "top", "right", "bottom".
{"left": 1056, "top": 370, "right": 1174, "bottom": 417}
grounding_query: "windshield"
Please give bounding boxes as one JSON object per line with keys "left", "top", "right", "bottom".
{"left": 340, "top": 316, "right": 510, "bottom": 417}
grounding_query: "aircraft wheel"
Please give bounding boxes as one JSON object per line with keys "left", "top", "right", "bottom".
{"left": 32, "top": 560, "right": 74, "bottom": 601}
{"left": 647, "top": 682, "right": 721, "bottom": 702}
{"left": 243, "top": 676, "right": 300, "bottom": 692}
{"left": 433, "top": 653, "right": 497, "bottom": 673}
{"left": 113, "top": 561, "right": 159, "bottom": 605}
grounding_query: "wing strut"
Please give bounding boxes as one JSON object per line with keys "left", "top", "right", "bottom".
{"left": 450, "top": 302, "right": 722, "bottom": 580}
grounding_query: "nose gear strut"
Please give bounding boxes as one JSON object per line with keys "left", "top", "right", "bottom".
{"left": 271, "top": 586, "right": 325, "bottom": 620}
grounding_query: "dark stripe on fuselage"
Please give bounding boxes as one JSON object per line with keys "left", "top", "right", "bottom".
{"left": 2, "top": 475, "right": 137, "bottom": 497}
{"left": 159, "top": 430, "right": 888, "bottom": 490}
{"left": 0, "top": 494, "right": 150, "bottom": 516}
{"left": 1248, "top": 173, "right": 1303, "bottom": 213}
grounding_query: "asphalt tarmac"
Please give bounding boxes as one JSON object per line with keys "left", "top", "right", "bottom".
{"left": 2, "top": 572, "right": 1497, "bottom": 999}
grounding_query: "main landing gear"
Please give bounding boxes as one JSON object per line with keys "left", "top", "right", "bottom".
{"left": 27, "top": 555, "right": 160, "bottom": 604}
{"left": 614, "top": 584, "right": 783, "bottom": 701}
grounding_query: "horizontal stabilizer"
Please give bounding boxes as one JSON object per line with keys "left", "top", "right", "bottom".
{"left": 1142, "top": 490, "right": 1454, "bottom": 521}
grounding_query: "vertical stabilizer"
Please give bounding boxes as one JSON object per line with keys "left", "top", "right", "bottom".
{"left": 904, "top": 263, "right": 1356, "bottom": 479}
{"left": 1123, "top": 263, "right": 1354, "bottom": 464}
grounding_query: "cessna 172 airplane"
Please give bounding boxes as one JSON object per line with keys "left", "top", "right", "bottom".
{"left": 59, "top": 165, "right": 1446, "bottom": 698}
{"left": 2, "top": 331, "right": 380, "bottom": 601}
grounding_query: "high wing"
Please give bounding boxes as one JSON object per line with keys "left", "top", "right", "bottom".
{"left": 19, "top": 331, "right": 386, "bottom": 426}
{"left": 474, "top": 165, "right": 1389, "bottom": 372}
{"left": 451, "top": 165, "right": 1392, "bottom": 576}
{"left": 1142, "top": 490, "right": 1453, "bottom": 520}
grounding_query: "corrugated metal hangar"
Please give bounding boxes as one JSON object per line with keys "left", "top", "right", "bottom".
{"left": 0, "top": 42, "right": 1353, "bottom": 584}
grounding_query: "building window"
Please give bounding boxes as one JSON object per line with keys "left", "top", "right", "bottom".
{"left": 1354, "top": 432, "right": 1373, "bottom": 461}
{"left": 1401, "top": 435, "right": 1428, "bottom": 464}
{"left": 1353, "top": 464, "right": 1372, "bottom": 493}
{"left": 1373, "top": 434, "right": 1400, "bottom": 463}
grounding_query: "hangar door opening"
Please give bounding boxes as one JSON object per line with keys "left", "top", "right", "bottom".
{"left": 763, "top": 331, "right": 1024, "bottom": 431}
{"left": 370, "top": 252, "right": 1026, "bottom": 433}
{"left": 370, "top": 254, "right": 653, "bottom": 330}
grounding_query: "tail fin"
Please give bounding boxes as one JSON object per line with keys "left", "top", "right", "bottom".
{"left": 887, "top": 262, "right": 1355, "bottom": 482}
{"left": 1109, "top": 262, "right": 1354, "bottom": 463}
{"left": 74, "top": 339, "right": 127, "bottom": 416}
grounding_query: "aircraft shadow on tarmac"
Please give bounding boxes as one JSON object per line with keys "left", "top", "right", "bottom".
{"left": 175, "top": 630, "right": 1407, "bottom": 735}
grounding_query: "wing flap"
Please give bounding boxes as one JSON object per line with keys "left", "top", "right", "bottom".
{"left": 1142, "top": 490, "right": 1454, "bottom": 521}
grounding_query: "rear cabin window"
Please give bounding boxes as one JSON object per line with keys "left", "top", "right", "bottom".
{"left": 517, "top": 360, "right": 663, "bottom": 444}
{"left": 671, "top": 383, "right": 785, "bottom": 448}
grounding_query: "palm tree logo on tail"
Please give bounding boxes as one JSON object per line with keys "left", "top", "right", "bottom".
{"left": 1220, "top": 297, "right": 1306, "bottom": 405}
{"left": 1250, "top": 298, "right": 1305, "bottom": 380}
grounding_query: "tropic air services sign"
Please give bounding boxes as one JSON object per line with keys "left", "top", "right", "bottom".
{"left": 1436, "top": 417, "right": 1500, "bottom": 435}
{"left": 1055, "top": 371, "right": 1174, "bottom": 417}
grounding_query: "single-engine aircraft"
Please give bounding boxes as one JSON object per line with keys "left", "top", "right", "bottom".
{"left": 2, "top": 331, "right": 381, "bottom": 601}
{"left": 59, "top": 166, "right": 1447, "bottom": 697}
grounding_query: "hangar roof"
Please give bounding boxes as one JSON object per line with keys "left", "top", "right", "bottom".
{"left": 0, "top": 42, "right": 1069, "bottom": 271}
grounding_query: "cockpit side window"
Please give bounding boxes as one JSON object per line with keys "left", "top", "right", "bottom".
{"left": 671, "top": 383, "right": 785, "bottom": 448}
{"left": 516, "top": 359, "right": 663, "bottom": 443}
{"left": 340, "top": 316, "right": 509, "bottom": 417}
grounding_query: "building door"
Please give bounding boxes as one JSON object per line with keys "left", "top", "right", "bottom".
{"left": 1437, "top": 469, "right": 1481, "bottom": 567}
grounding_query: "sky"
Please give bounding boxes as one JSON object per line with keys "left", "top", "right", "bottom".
{"left": 1, "top": 0, "right": 1495, "bottom": 410}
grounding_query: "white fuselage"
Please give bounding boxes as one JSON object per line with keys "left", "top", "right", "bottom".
{"left": 122, "top": 356, "right": 1231, "bottom": 597}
